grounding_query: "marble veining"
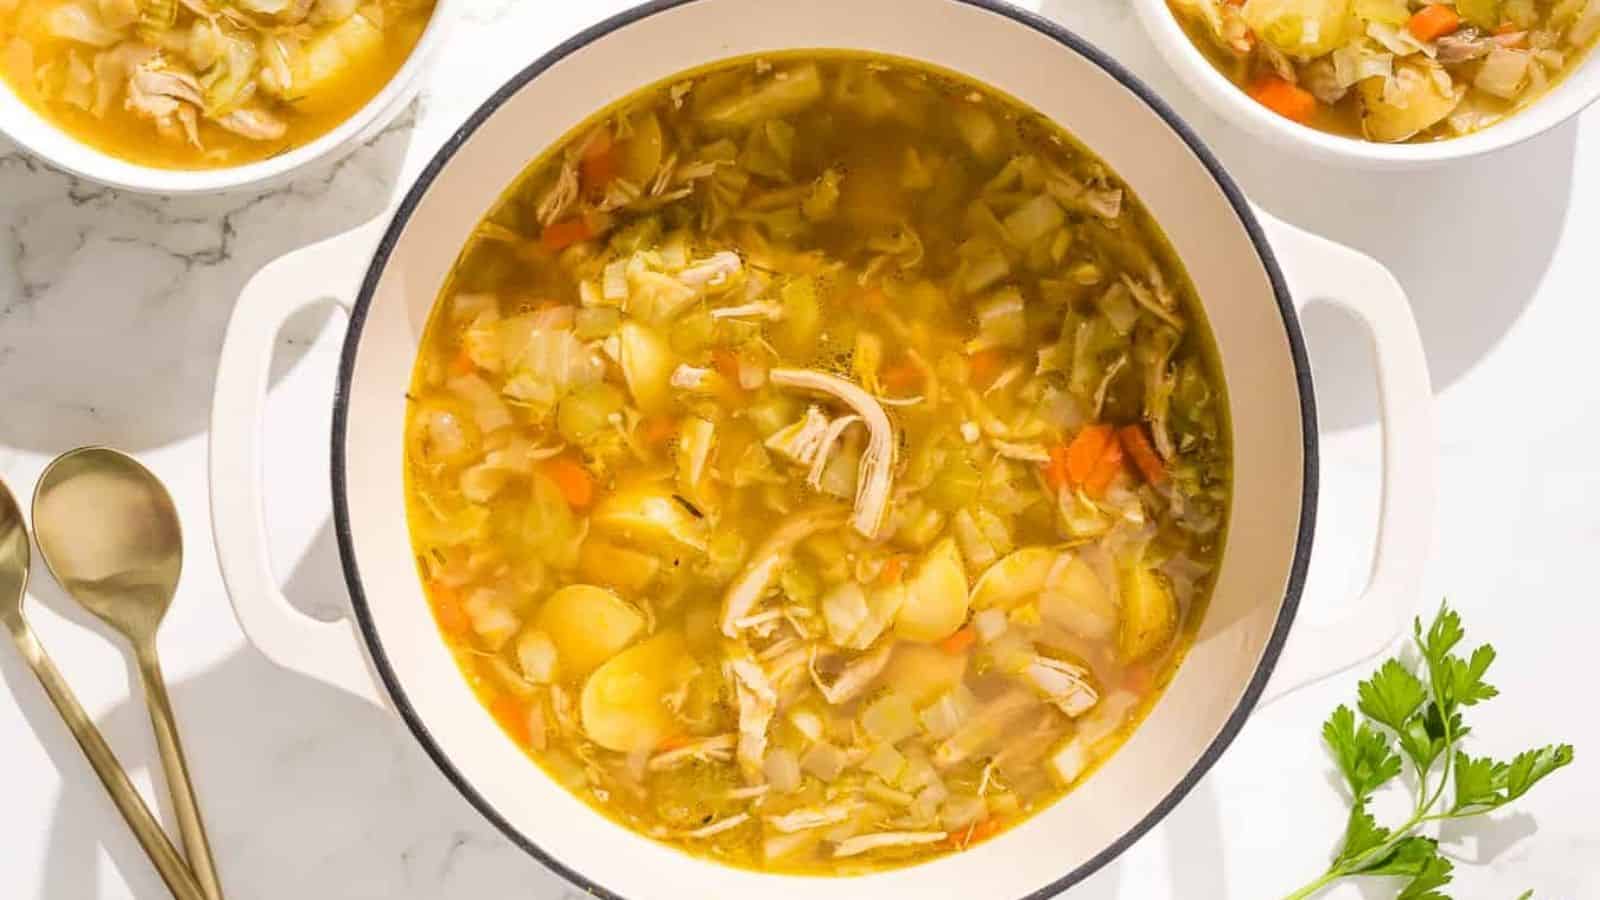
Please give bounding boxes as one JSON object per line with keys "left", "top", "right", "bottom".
{"left": 2, "top": 1, "right": 1598, "bottom": 898}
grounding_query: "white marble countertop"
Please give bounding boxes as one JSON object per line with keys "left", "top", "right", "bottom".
{"left": 2, "top": 1, "right": 1597, "bottom": 897}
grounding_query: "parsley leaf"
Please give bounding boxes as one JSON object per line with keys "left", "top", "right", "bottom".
{"left": 1452, "top": 752, "right": 1509, "bottom": 810}
{"left": 1334, "top": 798, "right": 1392, "bottom": 866}
{"left": 1324, "top": 705, "right": 1403, "bottom": 799}
{"left": 1505, "top": 745, "right": 1574, "bottom": 802}
{"left": 1351, "top": 836, "right": 1441, "bottom": 876}
{"left": 1395, "top": 854, "right": 1454, "bottom": 900}
{"left": 1357, "top": 659, "right": 1427, "bottom": 734}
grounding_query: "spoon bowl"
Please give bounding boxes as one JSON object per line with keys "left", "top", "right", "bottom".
{"left": 33, "top": 448, "right": 182, "bottom": 637}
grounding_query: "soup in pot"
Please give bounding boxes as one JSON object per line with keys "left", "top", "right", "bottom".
{"left": 0, "top": 0, "right": 435, "bottom": 169}
{"left": 404, "top": 53, "right": 1231, "bottom": 873}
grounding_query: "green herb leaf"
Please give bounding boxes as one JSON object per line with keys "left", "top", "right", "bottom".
{"left": 1357, "top": 659, "right": 1427, "bottom": 734}
{"left": 1395, "top": 854, "right": 1454, "bottom": 900}
{"left": 1398, "top": 713, "right": 1445, "bottom": 773}
{"left": 1504, "top": 744, "right": 1575, "bottom": 802}
{"left": 1442, "top": 643, "right": 1499, "bottom": 709}
{"left": 1452, "top": 751, "right": 1509, "bottom": 810}
{"left": 1334, "top": 797, "right": 1391, "bottom": 866}
{"left": 1351, "top": 836, "right": 1441, "bottom": 876}
{"left": 1417, "top": 604, "right": 1465, "bottom": 666}
{"left": 1323, "top": 705, "right": 1403, "bottom": 799}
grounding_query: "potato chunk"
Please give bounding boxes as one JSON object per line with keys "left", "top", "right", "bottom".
{"left": 535, "top": 585, "right": 645, "bottom": 677}
{"left": 1359, "top": 65, "right": 1461, "bottom": 143}
{"left": 1117, "top": 566, "right": 1178, "bottom": 662}
{"left": 1040, "top": 556, "right": 1118, "bottom": 642}
{"left": 581, "top": 631, "right": 697, "bottom": 752}
{"left": 293, "top": 12, "right": 382, "bottom": 113}
{"left": 590, "top": 481, "right": 709, "bottom": 554}
{"left": 894, "top": 537, "right": 970, "bottom": 643}
{"left": 1242, "top": 0, "right": 1354, "bottom": 58}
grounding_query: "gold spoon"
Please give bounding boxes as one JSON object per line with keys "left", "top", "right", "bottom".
{"left": 32, "top": 448, "right": 224, "bottom": 900}
{"left": 0, "top": 472, "right": 204, "bottom": 900}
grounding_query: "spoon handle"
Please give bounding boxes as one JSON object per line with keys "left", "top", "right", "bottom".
{"left": 136, "top": 645, "right": 225, "bottom": 900}
{"left": 5, "top": 621, "right": 206, "bottom": 900}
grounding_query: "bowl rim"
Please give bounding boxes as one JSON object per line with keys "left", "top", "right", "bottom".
{"left": 0, "top": 0, "right": 458, "bottom": 194}
{"left": 329, "top": 1, "right": 1320, "bottom": 895}
{"left": 1131, "top": 0, "right": 1600, "bottom": 167}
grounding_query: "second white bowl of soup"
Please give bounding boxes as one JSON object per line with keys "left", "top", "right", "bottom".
{"left": 1135, "top": 0, "right": 1600, "bottom": 166}
{"left": 210, "top": 0, "right": 1436, "bottom": 895}
{"left": 0, "top": 0, "right": 454, "bottom": 192}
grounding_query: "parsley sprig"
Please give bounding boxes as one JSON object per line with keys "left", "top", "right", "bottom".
{"left": 1283, "top": 603, "right": 1574, "bottom": 899}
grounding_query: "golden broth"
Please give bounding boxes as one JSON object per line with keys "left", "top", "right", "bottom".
{"left": 0, "top": 0, "right": 433, "bottom": 169}
{"left": 404, "top": 52, "right": 1231, "bottom": 874}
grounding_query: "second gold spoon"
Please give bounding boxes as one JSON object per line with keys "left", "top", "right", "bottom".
{"left": 33, "top": 448, "right": 224, "bottom": 900}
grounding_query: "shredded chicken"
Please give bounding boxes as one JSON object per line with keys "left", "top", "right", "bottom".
{"left": 710, "top": 300, "right": 784, "bottom": 320}
{"left": 766, "top": 802, "right": 859, "bottom": 833}
{"left": 992, "top": 440, "right": 1050, "bottom": 463}
{"left": 765, "top": 405, "right": 832, "bottom": 465}
{"left": 537, "top": 155, "right": 580, "bottom": 226}
{"left": 832, "top": 831, "right": 947, "bottom": 857}
{"left": 216, "top": 107, "right": 287, "bottom": 141}
{"left": 731, "top": 657, "right": 777, "bottom": 783}
{"left": 720, "top": 506, "right": 848, "bottom": 637}
{"left": 808, "top": 643, "right": 893, "bottom": 705}
{"left": 677, "top": 250, "right": 742, "bottom": 288}
{"left": 678, "top": 812, "right": 751, "bottom": 839}
{"left": 125, "top": 61, "right": 203, "bottom": 146}
{"left": 670, "top": 364, "right": 723, "bottom": 394}
{"left": 1024, "top": 656, "right": 1099, "bottom": 718}
{"left": 770, "top": 369, "right": 896, "bottom": 538}
{"left": 647, "top": 734, "right": 736, "bottom": 772}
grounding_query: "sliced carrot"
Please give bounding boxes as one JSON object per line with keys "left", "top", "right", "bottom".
{"left": 541, "top": 218, "right": 592, "bottom": 251}
{"left": 580, "top": 127, "right": 617, "bottom": 193}
{"left": 543, "top": 456, "right": 596, "bottom": 510}
{"left": 1064, "top": 424, "right": 1114, "bottom": 486}
{"left": 939, "top": 625, "right": 978, "bottom": 656}
{"left": 1407, "top": 4, "right": 1461, "bottom": 41}
{"left": 1043, "top": 444, "right": 1073, "bottom": 492}
{"left": 967, "top": 349, "right": 1007, "bottom": 389}
{"left": 947, "top": 816, "right": 1005, "bottom": 849}
{"left": 640, "top": 415, "right": 679, "bottom": 448}
{"left": 1248, "top": 76, "right": 1317, "bottom": 124}
{"left": 882, "top": 359, "right": 924, "bottom": 392}
{"left": 430, "top": 583, "right": 470, "bottom": 636}
{"left": 878, "top": 556, "right": 908, "bottom": 586}
{"left": 451, "top": 347, "right": 477, "bottom": 376}
{"left": 1082, "top": 435, "right": 1125, "bottom": 499}
{"left": 1118, "top": 424, "right": 1167, "bottom": 486}
{"left": 711, "top": 347, "right": 741, "bottom": 381}
{"left": 490, "top": 695, "right": 531, "bottom": 745}
{"left": 656, "top": 733, "right": 693, "bottom": 752}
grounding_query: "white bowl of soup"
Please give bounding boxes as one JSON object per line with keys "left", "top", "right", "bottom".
{"left": 0, "top": 0, "right": 452, "bottom": 191}
{"left": 1136, "top": 0, "right": 1600, "bottom": 166}
{"left": 209, "top": 0, "right": 1436, "bottom": 895}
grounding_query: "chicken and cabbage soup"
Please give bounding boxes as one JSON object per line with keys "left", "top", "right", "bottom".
{"left": 404, "top": 53, "right": 1231, "bottom": 873}
{"left": 1171, "top": 0, "right": 1600, "bottom": 141}
{"left": 0, "top": 0, "right": 434, "bottom": 168}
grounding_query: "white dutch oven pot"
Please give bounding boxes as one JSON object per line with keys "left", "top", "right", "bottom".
{"left": 209, "top": 1, "right": 1435, "bottom": 896}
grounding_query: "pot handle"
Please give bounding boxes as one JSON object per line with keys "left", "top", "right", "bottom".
{"left": 209, "top": 215, "right": 392, "bottom": 708}
{"left": 1254, "top": 211, "right": 1435, "bottom": 704}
